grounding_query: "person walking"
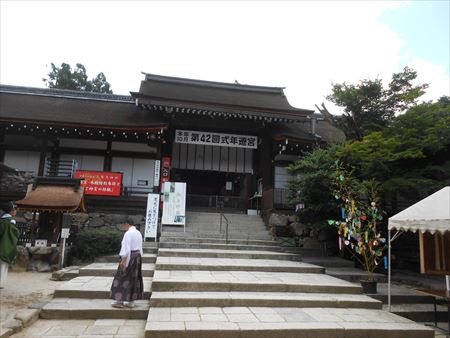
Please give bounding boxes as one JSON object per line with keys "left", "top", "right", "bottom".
{"left": 0, "top": 202, "right": 19, "bottom": 288}
{"left": 110, "top": 221, "right": 144, "bottom": 308}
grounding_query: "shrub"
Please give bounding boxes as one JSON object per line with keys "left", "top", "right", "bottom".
{"left": 70, "top": 227, "right": 123, "bottom": 262}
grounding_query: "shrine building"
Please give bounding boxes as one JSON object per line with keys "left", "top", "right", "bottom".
{"left": 0, "top": 73, "right": 343, "bottom": 215}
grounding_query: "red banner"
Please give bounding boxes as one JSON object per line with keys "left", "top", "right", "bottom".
{"left": 74, "top": 171, "right": 123, "bottom": 196}
{"left": 160, "top": 157, "right": 171, "bottom": 187}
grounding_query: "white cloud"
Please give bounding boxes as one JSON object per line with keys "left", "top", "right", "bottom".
{"left": 0, "top": 1, "right": 448, "bottom": 114}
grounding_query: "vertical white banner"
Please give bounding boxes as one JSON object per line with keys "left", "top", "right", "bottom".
{"left": 162, "top": 182, "right": 186, "bottom": 227}
{"left": 153, "top": 160, "right": 161, "bottom": 187}
{"left": 144, "top": 193, "right": 160, "bottom": 239}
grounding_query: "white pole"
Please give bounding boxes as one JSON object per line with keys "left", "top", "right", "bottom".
{"left": 446, "top": 275, "right": 449, "bottom": 292}
{"left": 60, "top": 237, "right": 66, "bottom": 269}
{"left": 388, "top": 229, "right": 391, "bottom": 312}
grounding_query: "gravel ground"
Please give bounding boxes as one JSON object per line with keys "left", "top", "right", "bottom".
{"left": 0, "top": 271, "right": 60, "bottom": 324}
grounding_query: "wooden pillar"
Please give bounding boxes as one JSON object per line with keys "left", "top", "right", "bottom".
{"left": 104, "top": 140, "right": 112, "bottom": 172}
{"left": 0, "top": 132, "right": 5, "bottom": 162}
{"left": 257, "top": 131, "right": 274, "bottom": 211}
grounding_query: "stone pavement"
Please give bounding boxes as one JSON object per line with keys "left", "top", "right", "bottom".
{"left": 10, "top": 319, "right": 145, "bottom": 338}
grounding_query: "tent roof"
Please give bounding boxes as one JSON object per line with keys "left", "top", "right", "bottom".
{"left": 388, "top": 186, "right": 450, "bottom": 234}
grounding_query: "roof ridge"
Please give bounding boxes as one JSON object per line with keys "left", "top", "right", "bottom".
{"left": 0, "top": 84, "right": 133, "bottom": 102}
{"left": 142, "top": 73, "right": 286, "bottom": 94}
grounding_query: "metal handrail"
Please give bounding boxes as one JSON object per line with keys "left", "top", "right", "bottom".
{"left": 218, "top": 201, "right": 230, "bottom": 244}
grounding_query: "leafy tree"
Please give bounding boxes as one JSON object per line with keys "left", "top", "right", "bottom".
{"left": 318, "top": 67, "right": 428, "bottom": 140}
{"left": 339, "top": 97, "right": 450, "bottom": 202}
{"left": 287, "top": 144, "right": 341, "bottom": 227}
{"left": 43, "top": 62, "right": 113, "bottom": 93}
{"left": 290, "top": 97, "right": 449, "bottom": 218}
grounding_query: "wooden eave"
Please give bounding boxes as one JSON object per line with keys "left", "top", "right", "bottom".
{"left": 132, "top": 93, "right": 312, "bottom": 123}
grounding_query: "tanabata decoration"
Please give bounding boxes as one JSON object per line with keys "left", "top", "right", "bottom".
{"left": 328, "top": 161, "right": 387, "bottom": 282}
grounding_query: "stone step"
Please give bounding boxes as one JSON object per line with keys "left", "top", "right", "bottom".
{"left": 143, "top": 247, "right": 159, "bottom": 254}
{"left": 161, "top": 231, "right": 271, "bottom": 240}
{"left": 156, "top": 257, "right": 324, "bottom": 273}
{"left": 158, "top": 248, "right": 301, "bottom": 261}
{"left": 54, "top": 276, "right": 152, "bottom": 299}
{"left": 150, "top": 291, "right": 382, "bottom": 309}
{"left": 370, "top": 283, "right": 436, "bottom": 304}
{"left": 162, "top": 228, "right": 269, "bottom": 234}
{"left": 158, "top": 242, "right": 284, "bottom": 252}
{"left": 301, "top": 256, "right": 355, "bottom": 268}
{"left": 151, "top": 270, "right": 362, "bottom": 294}
{"left": 144, "top": 307, "right": 433, "bottom": 338}
{"left": 79, "top": 263, "right": 155, "bottom": 277}
{"left": 143, "top": 242, "right": 159, "bottom": 248}
{"left": 159, "top": 237, "right": 278, "bottom": 246}
{"left": 326, "top": 267, "right": 387, "bottom": 283}
{"left": 41, "top": 298, "right": 150, "bottom": 319}
{"left": 383, "top": 303, "right": 450, "bottom": 322}
{"left": 96, "top": 253, "right": 157, "bottom": 264}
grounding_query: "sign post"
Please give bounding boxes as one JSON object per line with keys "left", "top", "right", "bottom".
{"left": 161, "top": 182, "right": 187, "bottom": 232}
{"left": 144, "top": 193, "right": 160, "bottom": 242}
{"left": 60, "top": 214, "right": 71, "bottom": 269}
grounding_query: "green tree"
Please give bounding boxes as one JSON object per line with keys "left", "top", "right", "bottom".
{"left": 339, "top": 97, "right": 450, "bottom": 202}
{"left": 287, "top": 144, "right": 341, "bottom": 227}
{"left": 43, "top": 62, "right": 113, "bottom": 93}
{"left": 318, "top": 67, "right": 428, "bottom": 140}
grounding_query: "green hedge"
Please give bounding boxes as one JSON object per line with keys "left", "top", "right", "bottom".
{"left": 70, "top": 227, "right": 123, "bottom": 262}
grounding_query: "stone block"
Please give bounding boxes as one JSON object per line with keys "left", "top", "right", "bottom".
{"left": 288, "top": 214, "right": 299, "bottom": 223}
{"left": 14, "top": 308, "right": 40, "bottom": 327}
{"left": 0, "top": 327, "right": 14, "bottom": 338}
{"left": 3, "top": 319, "right": 22, "bottom": 334}
{"left": 28, "top": 260, "right": 51, "bottom": 272}
{"left": 13, "top": 246, "right": 29, "bottom": 271}
{"left": 88, "top": 217, "right": 105, "bottom": 228}
{"left": 28, "top": 301, "right": 49, "bottom": 309}
{"left": 28, "top": 246, "right": 53, "bottom": 255}
{"left": 290, "top": 222, "right": 307, "bottom": 236}
{"left": 71, "top": 212, "right": 89, "bottom": 224}
{"left": 268, "top": 214, "right": 289, "bottom": 227}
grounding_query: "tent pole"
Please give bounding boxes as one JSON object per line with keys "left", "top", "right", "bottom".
{"left": 388, "top": 229, "right": 391, "bottom": 312}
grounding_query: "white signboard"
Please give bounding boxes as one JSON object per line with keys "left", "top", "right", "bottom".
{"left": 175, "top": 130, "right": 257, "bottom": 149}
{"left": 162, "top": 182, "right": 186, "bottom": 227}
{"left": 61, "top": 228, "right": 70, "bottom": 239}
{"left": 144, "top": 193, "right": 160, "bottom": 239}
{"left": 153, "top": 160, "right": 161, "bottom": 187}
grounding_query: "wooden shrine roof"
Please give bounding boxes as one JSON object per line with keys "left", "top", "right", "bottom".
{"left": 0, "top": 85, "right": 168, "bottom": 131}
{"left": 16, "top": 183, "right": 86, "bottom": 213}
{"left": 131, "top": 73, "right": 314, "bottom": 123}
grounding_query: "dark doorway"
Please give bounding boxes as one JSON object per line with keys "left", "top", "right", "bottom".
{"left": 171, "top": 169, "right": 249, "bottom": 211}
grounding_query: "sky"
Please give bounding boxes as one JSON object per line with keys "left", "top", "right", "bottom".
{"left": 0, "top": 1, "right": 449, "bottom": 114}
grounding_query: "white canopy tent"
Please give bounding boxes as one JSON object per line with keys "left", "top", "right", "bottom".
{"left": 387, "top": 186, "right": 450, "bottom": 311}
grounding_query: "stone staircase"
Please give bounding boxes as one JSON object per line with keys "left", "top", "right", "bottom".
{"left": 145, "top": 212, "right": 433, "bottom": 338}
{"left": 39, "top": 244, "right": 158, "bottom": 321}
{"left": 36, "top": 211, "right": 434, "bottom": 337}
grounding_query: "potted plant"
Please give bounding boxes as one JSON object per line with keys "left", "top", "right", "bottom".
{"left": 328, "top": 161, "right": 386, "bottom": 293}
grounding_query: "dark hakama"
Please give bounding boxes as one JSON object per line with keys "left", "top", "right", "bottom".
{"left": 110, "top": 250, "right": 144, "bottom": 302}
